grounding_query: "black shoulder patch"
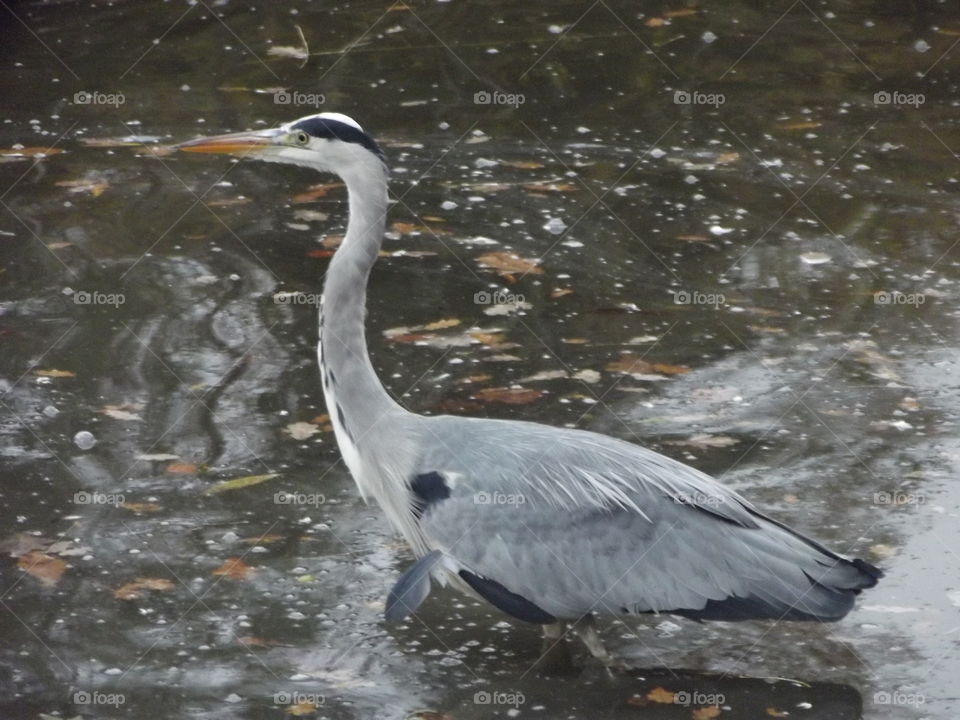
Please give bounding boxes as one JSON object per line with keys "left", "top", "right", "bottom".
{"left": 410, "top": 471, "right": 450, "bottom": 519}
{"left": 458, "top": 569, "right": 556, "bottom": 624}
{"left": 290, "top": 117, "right": 384, "bottom": 160}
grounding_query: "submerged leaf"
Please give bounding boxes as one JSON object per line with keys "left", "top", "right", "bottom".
{"left": 472, "top": 387, "right": 544, "bottom": 404}
{"left": 213, "top": 557, "right": 253, "bottom": 580}
{"left": 476, "top": 251, "right": 543, "bottom": 276}
{"left": 18, "top": 551, "right": 66, "bottom": 586}
{"left": 114, "top": 577, "right": 175, "bottom": 600}
{"left": 203, "top": 473, "right": 280, "bottom": 495}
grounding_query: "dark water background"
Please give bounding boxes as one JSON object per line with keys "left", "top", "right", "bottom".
{"left": 2, "top": 0, "right": 959, "bottom": 717}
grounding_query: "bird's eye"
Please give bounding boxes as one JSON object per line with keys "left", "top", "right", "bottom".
{"left": 294, "top": 131, "right": 310, "bottom": 146}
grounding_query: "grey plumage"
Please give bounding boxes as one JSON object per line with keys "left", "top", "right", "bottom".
{"left": 176, "top": 112, "right": 881, "bottom": 661}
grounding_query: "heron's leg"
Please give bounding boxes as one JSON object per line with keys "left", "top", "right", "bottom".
{"left": 537, "top": 621, "right": 572, "bottom": 672}
{"left": 574, "top": 614, "right": 623, "bottom": 669}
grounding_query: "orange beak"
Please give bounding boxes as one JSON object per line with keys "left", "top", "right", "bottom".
{"left": 174, "top": 129, "right": 280, "bottom": 157}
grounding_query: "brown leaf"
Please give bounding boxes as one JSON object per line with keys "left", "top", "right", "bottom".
{"left": 213, "top": 557, "right": 253, "bottom": 580}
{"left": 390, "top": 221, "right": 449, "bottom": 236}
{"left": 646, "top": 686, "right": 675, "bottom": 704}
{"left": 550, "top": 288, "right": 574, "bottom": 298}
{"left": 664, "top": 8, "right": 699, "bottom": 17}
{"left": 471, "top": 387, "right": 544, "bottom": 405}
{"left": 522, "top": 182, "right": 578, "bottom": 193}
{"left": 292, "top": 183, "right": 344, "bottom": 203}
{"left": 694, "top": 707, "right": 722, "bottom": 720}
{"left": 644, "top": 16, "right": 668, "bottom": 26}
{"left": 33, "top": 369, "right": 75, "bottom": 378}
{"left": 664, "top": 434, "right": 738, "bottom": 449}
{"left": 306, "top": 249, "right": 335, "bottom": 258}
{"left": 286, "top": 700, "right": 318, "bottom": 715}
{"left": 165, "top": 462, "right": 198, "bottom": 474}
{"left": 423, "top": 318, "right": 461, "bottom": 331}
{"left": 606, "top": 355, "right": 689, "bottom": 376}
{"left": 239, "top": 534, "right": 285, "bottom": 545}
{"left": 120, "top": 502, "right": 162, "bottom": 513}
{"left": 113, "top": 577, "right": 175, "bottom": 600}
{"left": 500, "top": 160, "right": 545, "bottom": 169}
{"left": 476, "top": 251, "right": 543, "bottom": 276}
{"left": 0, "top": 533, "right": 53, "bottom": 558}
{"left": 0, "top": 146, "right": 64, "bottom": 157}
{"left": 18, "top": 551, "right": 66, "bottom": 586}
{"left": 777, "top": 121, "right": 821, "bottom": 131}
{"left": 55, "top": 179, "right": 108, "bottom": 198}
{"left": 468, "top": 332, "right": 506, "bottom": 345}
{"left": 675, "top": 234, "right": 710, "bottom": 242}
{"left": 765, "top": 709, "right": 788, "bottom": 718}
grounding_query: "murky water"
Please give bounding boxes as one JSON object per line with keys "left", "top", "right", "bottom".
{"left": 2, "top": 1, "right": 958, "bottom": 717}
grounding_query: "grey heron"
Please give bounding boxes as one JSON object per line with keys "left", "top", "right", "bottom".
{"left": 176, "top": 112, "right": 881, "bottom": 665}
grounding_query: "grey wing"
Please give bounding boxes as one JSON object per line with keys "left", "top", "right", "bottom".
{"left": 413, "top": 416, "right": 880, "bottom": 623}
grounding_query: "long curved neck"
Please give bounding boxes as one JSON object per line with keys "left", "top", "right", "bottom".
{"left": 319, "top": 159, "right": 404, "bottom": 451}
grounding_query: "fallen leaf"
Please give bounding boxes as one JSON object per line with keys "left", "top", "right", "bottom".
{"left": 561, "top": 337, "right": 588, "bottom": 344}
{"left": 423, "top": 318, "right": 461, "bottom": 331}
{"left": 646, "top": 686, "right": 675, "bottom": 704}
{"left": 765, "top": 709, "right": 788, "bottom": 718}
{"left": 644, "top": 17, "right": 668, "bottom": 27}
{"left": 0, "top": 146, "right": 63, "bottom": 157}
{"left": 113, "top": 577, "right": 175, "bottom": 600}
{"left": 292, "top": 182, "right": 343, "bottom": 203}
{"left": 519, "top": 370, "right": 568, "bottom": 382}
{"left": 676, "top": 234, "right": 710, "bottom": 242}
{"left": 468, "top": 332, "right": 506, "bottom": 345}
{"left": 500, "top": 160, "right": 545, "bottom": 169}
{"left": 120, "top": 502, "right": 162, "bottom": 513}
{"left": 476, "top": 251, "right": 543, "bottom": 276}
{"left": 203, "top": 473, "right": 280, "bottom": 495}
{"left": 664, "top": 7, "right": 699, "bottom": 17}
{"left": 777, "top": 121, "right": 821, "bottom": 131}
{"left": 34, "top": 369, "right": 75, "bottom": 378}
{"left": 550, "top": 288, "right": 574, "bottom": 298}
{"left": 239, "top": 534, "right": 285, "bottom": 545}
{"left": 287, "top": 701, "right": 318, "bottom": 716}
{"left": 665, "top": 434, "right": 739, "bottom": 449}
{"left": 522, "top": 182, "right": 578, "bottom": 193}
{"left": 472, "top": 387, "right": 544, "bottom": 404}
{"left": 606, "top": 355, "right": 689, "bottom": 376}
{"left": 213, "top": 557, "right": 253, "bottom": 580}
{"left": 18, "top": 551, "right": 66, "bottom": 586}
{"left": 99, "top": 405, "right": 143, "bottom": 422}
{"left": 694, "top": 707, "right": 722, "bottom": 720}
{"left": 306, "top": 249, "right": 335, "bottom": 258}
{"left": 55, "top": 179, "right": 108, "bottom": 197}
{"left": 456, "top": 374, "right": 492, "bottom": 384}
{"left": 285, "top": 421, "right": 320, "bottom": 440}
{"left": 1, "top": 533, "right": 53, "bottom": 557}
{"left": 46, "top": 242, "right": 72, "bottom": 250}
{"left": 166, "top": 462, "right": 198, "bottom": 474}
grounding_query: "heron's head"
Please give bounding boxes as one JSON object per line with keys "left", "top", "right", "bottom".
{"left": 175, "top": 112, "right": 385, "bottom": 177}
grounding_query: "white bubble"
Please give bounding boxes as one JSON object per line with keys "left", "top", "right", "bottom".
{"left": 73, "top": 431, "right": 97, "bottom": 450}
